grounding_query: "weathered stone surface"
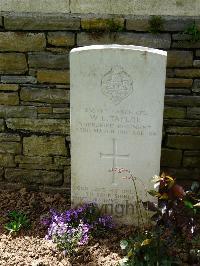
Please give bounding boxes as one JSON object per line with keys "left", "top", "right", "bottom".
{"left": 6, "top": 118, "right": 70, "bottom": 134}
{"left": 126, "top": 16, "right": 150, "bottom": 31}
{"left": 0, "top": 93, "right": 19, "bottom": 106}
{"left": 193, "top": 60, "right": 200, "bottom": 67}
{"left": 164, "top": 107, "right": 186, "bottom": 119}
{"left": 165, "top": 95, "right": 200, "bottom": 107}
{"left": 23, "top": 135, "right": 67, "bottom": 156}
{"left": 166, "top": 126, "right": 200, "bottom": 135}
{"left": 53, "top": 107, "right": 70, "bottom": 114}
{"left": 0, "top": 106, "right": 37, "bottom": 118}
{"left": 164, "top": 119, "right": 200, "bottom": 127}
{"left": 165, "top": 78, "right": 193, "bottom": 88}
{"left": 167, "top": 135, "right": 200, "bottom": 150}
{"left": 172, "top": 33, "right": 192, "bottom": 41}
{"left": 0, "top": 76, "right": 37, "bottom": 84}
{"left": 15, "top": 155, "right": 52, "bottom": 164}
{"left": 28, "top": 52, "right": 69, "bottom": 69}
{"left": 184, "top": 151, "right": 200, "bottom": 156}
{"left": 187, "top": 107, "right": 200, "bottom": 119}
{"left": 64, "top": 166, "right": 71, "bottom": 184}
{"left": 54, "top": 156, "right": 70, "bottom": 166}
{"left": 5, "top": 168, "right": 63, "bottom": 186}
{"left": 0, "top": 142, "right": 21, "bottom": 154}
{"left": 37, "top": 107, "right": 52, "bottom": 114}
{"left": 0, "top": 154, "right": 15, "bottom": 167}
{"left": 183, "top": 156, "right": 200, "bottom": 168}
{"left": 172, "top": 41, "right": 200, "bottom": 49}
{"left": 0, "top": 32, "right": 46, "bottom": 52}
{"left": 175, "top": 69, "right": 200, "bottom": 78}
{"left": 165, "top": 88, "right": 191, "bottom": 95}
{"left": 0, "top": 133, "right": 20, "bottom": 142}
{"left": 163, "top": 17, "right": 193, "bottom": 32}
{"left": 37, "top": 70, "right": 70, "bottom": 84}
{"left": 77, "top": 32, "right": 171, "bottom": 48}
{"left": 4, "top": 14, "right": 80, "bottom": 30}
{"left": 0, "top": 84, "right": 19, "bottom": 91}
{"left": 0, "top": 168, "right": 3, "bottom": 180}
{"left": 20, "top": 87, "right": 70, "bottom": 103}
{"left": 47, "top": 32, "right": 75, "bottom": 47}
{"left": 81, "top": 17, "right": 124, "bottom": 31}
{"left": 196, "top": 50, "right": 200, "bottom": 57}
{"left": 0, "top": 53, "right": 27, "bottom": 74}
{"left": 167, "top": 51, "right": 193, "bottom": 68}
{"left": 19, "top": 163, "right": 63, "bottom": 171}
{"left": 0, "top": 119, "right": 4, "bottom": 132}
{"left": 161, "top": 148, "right": 182, "bottom": 167}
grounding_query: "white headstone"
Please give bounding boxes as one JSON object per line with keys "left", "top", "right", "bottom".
{"left": 70, "top": 45, "right": 167, "bottom": 224}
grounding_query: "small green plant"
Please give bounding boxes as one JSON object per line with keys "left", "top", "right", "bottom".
{"left": 184, "top": 22, "right": 200, "bottom": 42}
{"left": 106, "top": 19, "right": 124, "bottom": 32}
{"left": 5, "top": 211, "right": 30, "bottom": 234}
{"left": 149, "top": 16, "right": 164, "bottom": 34}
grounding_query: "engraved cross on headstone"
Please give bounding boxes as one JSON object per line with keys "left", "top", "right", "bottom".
{"left": 100, "top": 139, "right": 130, "bottom": 184}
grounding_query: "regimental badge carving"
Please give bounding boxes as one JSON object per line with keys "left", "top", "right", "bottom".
{"left": 101, "top": 65, "right": 133, "bottom": 105}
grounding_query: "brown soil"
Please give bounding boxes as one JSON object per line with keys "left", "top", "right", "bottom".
{"left": 0, "top": 187, "right": 132, "bottom": 266}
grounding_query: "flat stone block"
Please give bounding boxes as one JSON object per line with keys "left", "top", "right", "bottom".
{"left": 193, "top": 60, "right": 200, "bottom": 67}
{"left": 165, "top": 95, "right": 200, "bottom": 107}
{"left": 0, "top": 154, "right": 15, "bottom": 167}
{"left": 192, "top": 79, "right": 200, "bottom": 93}
{"left": 0, "top": 106, "right": 37, "bottom": 118}
{"left": 37, "top": 70, "right": 70, "bottom": 84}
{"left": 172, "top": 41, "right": 200, "bottom": 49}
{"left": 0, "top": 76, "right": 37, "bottom": 84}
{"left": 166, "top": 126, "right": 200, "bottom": 135}
{"left": 15, "top": 155, "right": 52, "bottom": 164}
{"left": 126, "top": 16, "right": 150, "bottom": 31}
{"left": 175, "top": 69, "right": 200, "bottom": 78}
{"left": 20, "top": 87, "right": 70, "bottom": 103}
{"left": 0, "top": 92, "right": 19, "bottom": 106}
{"left": 23, "top": 135, "right": 67, "bottom": 156}
{"left": 161, "top": 148, "right": 182, "bottom": 167}
{"left": 167, "top": 51, "right": 193, "bottom": 68}
{"left": 78, "top": 32, "right": 171, "bottom": 49}
{"left": 163, "top": 17, "right": 193, "bottom": 32}
{"left": 167, "top": 135, "right": 200, "bottom": 150}
{"left": 5, "top": 168, "right": 63, "bottom": 186}
{"left": 0, "top": 133, "right": 20, "bottom": 142}
{"left": 4, "top": 13, "right": 80, "bottom": 30}
{"left": 164, "top": 107, "right": 186, "bottom": 119}
{"left": 28, "top": 52, "right": 69, "bottom": 69}
{"left": 187, "top": 107, "right": 200, "bottom": 119}
{"left": 0, "top": 32, "right": 46, "bottom": 52}
{"left": 47, "top": 32, "right": 75, "bottom": 47}
{"left": 6, "top": 118, "right": 70, "bottom": 134}
{"left": 0, "top": 119, "right": 4, "bottom": 132}
{"left": 183, "top": 156, "right": 200, "bottom": 168}
{"left": 0, "top": 142, "right": 21, "bottom": 154}
{"left": 0, "top": 84, "right": 19, "bottom": 91}
{"left": 165, "top": 78, "right": 193, "bottom": 88}
{"left": 0, "top": 53, "right": 27, "bottom": 74}
{"left": 81, "top": 17, "right": 124, "bottom": 31}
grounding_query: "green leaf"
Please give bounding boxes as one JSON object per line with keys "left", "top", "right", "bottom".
{"left": 148, "top": 190, "right": 161, "bottom": 197}
{"left": 184, "top": 200, "right": 194, "bottom": 209}
{"left": 120, "top": 240, "right": 129, "bottom": 250}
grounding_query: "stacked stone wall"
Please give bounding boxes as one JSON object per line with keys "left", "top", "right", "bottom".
{"left": 0, "top": 13, "right": 199, "bottom": 193}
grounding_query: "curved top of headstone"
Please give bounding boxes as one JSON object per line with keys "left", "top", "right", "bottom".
{"left": 71, "top": 45, "right": 167, "bottom": 57}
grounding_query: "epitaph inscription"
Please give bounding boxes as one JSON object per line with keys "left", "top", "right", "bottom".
{"left": 101, "top": 65, "right": 133, "bottom": 105}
